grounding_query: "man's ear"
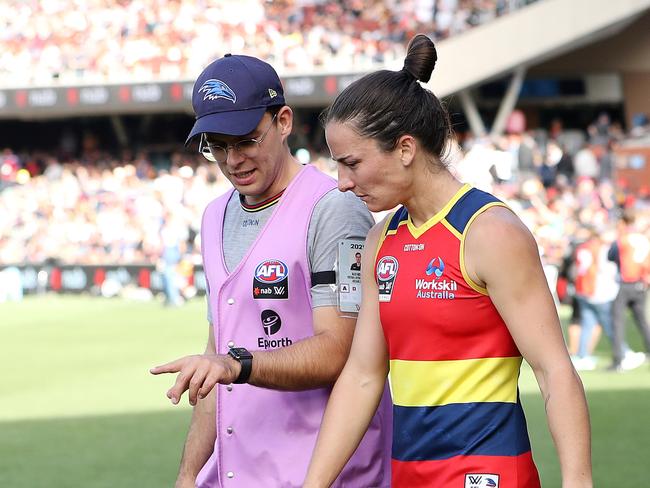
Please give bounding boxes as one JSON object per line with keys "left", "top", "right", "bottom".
{"left": 277, "top": 106, "right": 293, "bottom": 139}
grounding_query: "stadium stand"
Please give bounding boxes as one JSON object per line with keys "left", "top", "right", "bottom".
{"left": 0, "top": 0, "right": 538, "bottom": 87}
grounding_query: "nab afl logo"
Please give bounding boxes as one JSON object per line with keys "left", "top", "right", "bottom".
{"left": 376, "top": 256, "right": 398, "bottom": 281}
{"left": 253, "top": 259, "right": 289, "bottom": 300}
{"left": 255, "top": 260, "right": 288, "bottom": 284}
{"left": 376, "top": 256, "right": 399, "bottom": 302}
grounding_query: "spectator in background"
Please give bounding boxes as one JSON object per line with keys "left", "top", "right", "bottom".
{"left": 608, "top": 209, "right": 650, "bottom": 371}
{"left": 573, "top": 142, "right": 599, "bottom": 180}
{"left": 571, "top": 226, "right": 620, "bottom": 370}
{"left": 159, "top": 212, "right": 186, "bottom": 307}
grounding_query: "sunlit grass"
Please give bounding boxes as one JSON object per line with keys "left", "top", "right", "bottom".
{"left": 1, "top": 296, "right": 648, "bottom": 487}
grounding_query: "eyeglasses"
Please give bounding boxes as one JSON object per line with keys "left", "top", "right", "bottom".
{"left": 200, "top": 113, "right": 278, "bottom": 163}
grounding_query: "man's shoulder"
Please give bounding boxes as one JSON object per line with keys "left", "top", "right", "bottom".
{"left": 308, "top": 189, "right": 374, "bottom": 240}
{"left": 313, "top": 188, "right": 370, "bottom": 215}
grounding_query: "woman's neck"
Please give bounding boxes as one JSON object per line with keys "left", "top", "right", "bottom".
{"left": 403, "top": 165, "right": 463, "bottom": 227}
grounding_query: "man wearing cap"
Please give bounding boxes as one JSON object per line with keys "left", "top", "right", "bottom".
{"left": 150, "top": 54, "right": 391, "bottom": 488}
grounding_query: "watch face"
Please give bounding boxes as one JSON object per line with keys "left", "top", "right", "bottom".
{"left": 230, "top": 347, "right": 253, "bottom": 360}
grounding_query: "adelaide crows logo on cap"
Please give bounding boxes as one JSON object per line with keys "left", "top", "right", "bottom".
{"left": 199, "top": 79, "right": 236, "bottom": 103}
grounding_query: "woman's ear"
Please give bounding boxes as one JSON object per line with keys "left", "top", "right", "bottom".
{"left": 397, "top": 135, "right": 416, "bottom": 167}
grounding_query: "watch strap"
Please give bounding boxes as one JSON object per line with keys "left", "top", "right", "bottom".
{"left": 229, "top": 348, "right": 253, "bottom": 384}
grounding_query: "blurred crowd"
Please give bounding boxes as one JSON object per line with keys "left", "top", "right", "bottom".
{"left": 0, "top": 151, "right": 227, "bottom": 267}
{"left": 0, "top": 0, "right": 537, "bottom": 87}
{"left": 3, "top": 111, "right": 649, "bottom": 269}
{"left": 2, "top": 111, "right": 650, "bottom": 344}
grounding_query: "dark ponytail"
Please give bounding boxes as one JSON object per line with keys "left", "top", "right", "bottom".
{"left": 402, "top": 34, "right": 437, "bottom": 83}
{"left": 321, "top": 34, "right": 451, "bottom": 164}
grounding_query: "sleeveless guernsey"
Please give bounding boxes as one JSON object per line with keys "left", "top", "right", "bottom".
{"left": 375, "top": 184, "right": 540, "bottom": 488}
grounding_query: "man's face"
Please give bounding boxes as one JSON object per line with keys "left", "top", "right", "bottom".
{"left": 204, "top": 109, "right": 291, "bottom": 204}
{"left": 355, "top": 253, "right": 361, "bottom": 264}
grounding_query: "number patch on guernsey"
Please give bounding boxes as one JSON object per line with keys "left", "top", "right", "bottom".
{"left": 464, "top": 473, "right": 499, "bottom": 488}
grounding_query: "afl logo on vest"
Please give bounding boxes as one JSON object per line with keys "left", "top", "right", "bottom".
{"left": 376, "top": 256, "right": 399, "bottom": 302}
{"left": 253, "top": 259, "right": 289, "bottom": 299}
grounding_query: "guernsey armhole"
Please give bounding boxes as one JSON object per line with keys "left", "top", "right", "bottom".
{"left": 459, "top": 202, "right": 509, "bottom": 296}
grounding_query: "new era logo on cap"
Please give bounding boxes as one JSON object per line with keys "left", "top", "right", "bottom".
{"left": 186, "top": 54, "right": 286, "bottom": 143}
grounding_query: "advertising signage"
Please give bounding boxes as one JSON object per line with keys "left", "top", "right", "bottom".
{"left": 0, "top": 73, "right": 365, "bottom": 119}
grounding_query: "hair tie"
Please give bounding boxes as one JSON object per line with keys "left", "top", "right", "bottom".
{"left": 401, "top": 66, "right": 417, "bottom": 81}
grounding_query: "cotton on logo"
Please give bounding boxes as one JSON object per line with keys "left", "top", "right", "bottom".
{"left": 255, "top": 260, "right": 288, "bottom": 284}
{"left": 376, "top": 256, "right": 398, "bottom": 281}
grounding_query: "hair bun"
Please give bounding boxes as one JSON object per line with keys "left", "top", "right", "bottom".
{"left": 402, "top": 34, "right": 437, "bottom": 83}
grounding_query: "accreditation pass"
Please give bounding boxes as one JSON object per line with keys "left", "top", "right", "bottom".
{"left": 337, "top": 238, "right": 365, "bottom": 313}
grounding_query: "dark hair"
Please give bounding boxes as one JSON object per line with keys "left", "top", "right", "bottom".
{"left": 621, "top": 207, "right": 636, "bottom": 225}
{"left": 321, "top": 34, "right": 452, "bottom": 164}
{"left": 267, "top": 105, "right": 283, "bottom": 118}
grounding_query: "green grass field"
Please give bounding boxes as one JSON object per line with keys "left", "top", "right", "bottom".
{"left": 1, "top": 296, "right": 649, "bottom": 487}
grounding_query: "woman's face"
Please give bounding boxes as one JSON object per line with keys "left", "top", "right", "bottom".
{"left": 325, "top": 121, "right": 406, "bottom": 212}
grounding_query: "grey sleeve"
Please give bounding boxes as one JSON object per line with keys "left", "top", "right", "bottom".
{"left": 308, "top": 189, "right": 375, "bottom": 308}
{"left": 206, "top": 295, "right": 213, "bottom": 324}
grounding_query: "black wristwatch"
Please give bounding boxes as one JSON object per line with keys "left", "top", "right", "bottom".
{"left": 228, "top": 347, "right": 253, "bottom": 384}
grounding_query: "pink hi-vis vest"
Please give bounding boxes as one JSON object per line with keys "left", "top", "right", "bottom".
{"left": 197, "top": 165, "right": 392, "bottom": 488}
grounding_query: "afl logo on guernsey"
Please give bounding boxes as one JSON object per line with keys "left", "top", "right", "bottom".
{"left": 377, "top": 256, "right": 398, "bottom": 281}
{"left": 255, "top": 260, "right": 288, "bottom": 283}
{"left": 376, "top": 256, "right": 399, "bottom": 302}
{"left": 253, "top": 260, "right": 289, "bottom": 299}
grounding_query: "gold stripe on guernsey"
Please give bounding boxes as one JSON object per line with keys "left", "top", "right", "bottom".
{"left": 406, "top": 183, "right": 471, "bottom": 239}
{"left": 390, "top": 356, "right": 522, "bottom": 407}
{"left": 459, "top": 201, "right": 509, "bottom": 295}
{"left": 385, "top": 216, "right": 407, "bottom": 237}
{"left": 375, "top": 211, "right": 396, "bottom": 263}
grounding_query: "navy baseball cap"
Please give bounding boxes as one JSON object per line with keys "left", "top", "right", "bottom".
{"left": 185, "top": 54, "right": 285, "bottom": 145}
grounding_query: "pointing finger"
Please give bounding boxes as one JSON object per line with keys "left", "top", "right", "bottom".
{"left": 150, "top": 357, "right": 187, "bottom": 375}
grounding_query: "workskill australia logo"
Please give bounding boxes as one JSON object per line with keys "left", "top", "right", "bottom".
{"left": 253, "top": 260, "right": 289, "bottom": 299}
{"left": 199, "top": 79, "right": 236, "bottom": 103}
{"left": 426, "top": 257, "right": 445, "bottom": 277}
{"left": 376, "top": 256, "right": 398, "bottom": 302}
{"left": 465, "top": 473, "right": 499, "bottom": 488}
{"left": 416, "top": 256, "right": 457, "bottom": 300}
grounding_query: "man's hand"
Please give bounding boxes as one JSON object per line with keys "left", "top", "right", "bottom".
{"left": 150, "top": 354, "right": 241, "bottom": 406}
